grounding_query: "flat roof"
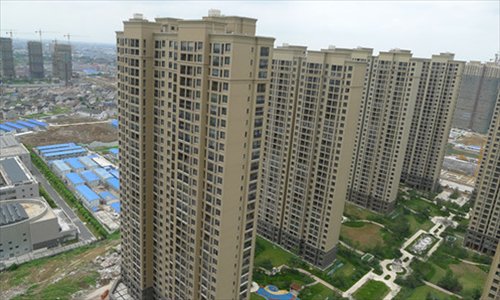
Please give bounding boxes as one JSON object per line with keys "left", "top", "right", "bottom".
{"left": 65, "top": 157, "right": 85, "bottom": 169}
{"left": 43, "top": 148, "right": 87, "bottom": 158}
{"left": 65, "top": 172, "right": 85, "bottom": 185}
{"left": 0, "top": 203, "right": 29, "bottom": 226}
{"left": 81, "top": 170, "right": 99, "bottom": 182}
{"left": 0, "top": 135, "right": 19, "bottom": 148}
{"left": 0, "top": 157, "right": 29, "bottom": 184}
{"left": 26, "top": 119, "right": 48, "bottom": 127}
{"left": 75, "top": 184, "right": 100, "bottom": 202}
{"left": 106, "top": 177, "right": 120, "bottom": 190}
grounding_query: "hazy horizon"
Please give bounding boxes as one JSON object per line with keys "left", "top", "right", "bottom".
{"left": 2, "top": 0, "right": 499, "bottom": 62}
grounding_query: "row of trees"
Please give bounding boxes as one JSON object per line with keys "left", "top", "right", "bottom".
{"left": 30, "top": 150, "right": 109, "bottom": 239}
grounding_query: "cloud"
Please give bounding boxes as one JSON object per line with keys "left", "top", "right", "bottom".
{"left": 1, "top": 0, "right": 498, "bottom": 61}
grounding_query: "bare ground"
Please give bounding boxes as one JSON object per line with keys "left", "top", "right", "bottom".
{"left": 20, "top": 123, "right": 117, "bottom": 147}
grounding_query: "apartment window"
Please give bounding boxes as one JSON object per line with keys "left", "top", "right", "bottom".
{"left": 260, "top": 47, "right": 270, "bottom": 57}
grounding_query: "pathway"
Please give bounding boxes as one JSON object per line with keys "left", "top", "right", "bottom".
{"left": 423, "top": 281, "right": 463, "bottom": 299}
{"left": 49, "top": 120, "right": 110, "bottom": 127}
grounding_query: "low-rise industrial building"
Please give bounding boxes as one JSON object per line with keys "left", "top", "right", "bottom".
{"left": 0, "top": 198, "right": 78, "bottom": 260}
{"left": 0, "top": 135, "right": 31, "bottom": 170}
{"left": 0, "top": 157, "right": 38, "bottom": 200}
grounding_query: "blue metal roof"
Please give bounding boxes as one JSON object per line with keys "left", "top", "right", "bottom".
{"left": 37, "top": 143, "right": 76, "bottom": 150}
{"left": 3, "top": 122, "right": 25, "bottom": 130}
{"left": 75, "top": 185, "right": 100, "bottom": 202}
{"left": 0, "top": 124, "right": 15, "bottom": 132}
{"left": 106, "top": 177, "right": 120, "bottom": 190}
{"left": 99, "top": 191, "right": 117, "bottom": 201}
{"left": 94, "top": 167, "right": 112, "bottom": 179}
{"left": 15, "top": 120, "right": 38, "bottom": 128}
{"left": 109, "top": 169, "right": 119, "bottom": 179}
{"left": 43, "top": 149, "right": 87, "bottom": 158}
{"left": 110, "top": 202, "right": 120, "bottom": 213}
{"left": 26, "top": 119, "right": 48, "bottom": 127}
{"left": 78, "top": 156, "right": 98, "bottom": 168}
{"left": 39, "top": 145, "right": 83, "bottom": 154}
{"left": 110, "top": 119, "right": 118, "bottom": 128}
{"left": 65, "top": 172, "right": 85, "bottom": 185}
{"left": 81, "top": 170, "right": 99, "bottom": 182}
{"left": 51, "top": 160, "right": 71, "bottom": 172}
{"left": 109, "top": 148, "right": 119, "bottom": 155}
{"left": 65, "top": 157, "right": 85, "bottom": 169}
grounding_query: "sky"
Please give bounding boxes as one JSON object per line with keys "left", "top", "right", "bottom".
{"left": 1, "top": 0, "right": 499, "bottom": 61}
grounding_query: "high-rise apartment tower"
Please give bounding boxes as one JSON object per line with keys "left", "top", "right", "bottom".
{"left": 52, "top": 43, "right": 72, "bottom": 83}
{"left": 401, "top": 54, "right": 464, "bottom": 192}
{"left": 115, "top": 12, "right": 273, "bottom": 300}
{"left": 257, "top": 45, "right": 366, "bottom": 268}
{"left": 464, "top": 90, "right": 500, "bottom": 255}
{"left": 28, "top": 41, "right": 44, "bottom": 79}
{"left": 453, "top": 60, "right": 500, "bottom": 133}
{"left": 482, "top": 242, "right": 500, "bottom": 300}
{"left": 0, "top": 37, "right": 15, "bottom": 79}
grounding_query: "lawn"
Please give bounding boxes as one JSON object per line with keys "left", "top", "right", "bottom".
{"left": 340, "top": 222, "right": 385, "bottom": 252}
{"left": 404, "top": 197, "right": 447, "bottom": 217}
{"left": 343, "top": 202, "right": 379, "bottom": 220}
{"left": 299, "top": 283, "right": 341, "bottom": 300}
{"left": 254, "top": 236, "right": 297, "bottom": 269}
{"left": 407, "top": 214, "right": 434, "bottom": 234}
{"left": 252, "top": 268, "right": 314, "bottom": 290}
{"left": 449, "top": 262, "right": 487, "bottom": 292}
{"left": 404, "top": 285, "right": 459, "bottom": 300}
{"left": 353, "top": 280, "right": 390, "bottom": 300}
{"left": 250, "top": 292, "right": 265, "bottom": 300}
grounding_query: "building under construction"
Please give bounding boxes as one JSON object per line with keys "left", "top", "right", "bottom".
{"left": 0, "top": 37, "right": 15, "bottom": 79}
{"left": 28, "top": 41, "right": 44, "bottom": 79}
{"left": 453, "top": 59, "right": 500, "bottom": 133}
{"left": 52, "top": 43, "right": 72, "bottom": 83}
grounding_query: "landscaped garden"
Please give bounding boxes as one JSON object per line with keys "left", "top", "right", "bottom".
{"left": 252, "top": 268, "right": 314, "bottom": 291}
{"left": 352, "top": 280, "right": 390, "bottom": 300}
{"left": 299, "top": 283, "right": 343, "bottom": 300}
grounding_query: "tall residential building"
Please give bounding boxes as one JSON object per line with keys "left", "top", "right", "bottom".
{"left": 452, "top": 60, "right": 500, "bottom": 133}
{"left": 464, "top": 90, "right": 500, "bottom": 255}
{"left": 257, "top": 45, "right": 366, "bottom": 268}
{"left": 482, "top": 242, "right": 500, "bottom": 300}
{"left": 0, "top": 37, "right": 15, "bottom": 79}
{"left": 28, "top": 41, "right": 44, "bottom": 79}
{"left": 401, "top": 54, "right": 464, "bottom": 192}
{"left": 348, "top": 49, "right": 418, "bottom": 213}
{"left": 52, "top": 43, "right": 72, "bottom": 83}
{"left": 115, "top": 12, "right": 273, "bottom": 300}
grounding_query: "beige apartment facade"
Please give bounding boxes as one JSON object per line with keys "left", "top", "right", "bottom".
{"left": 401, "top": 54, "right": 464, "bottom": 192}
{"left": 116, "top": 12, "right": 273, "bottom": 300}
{"left": 348, "top": 49, "right": 418, "bottom": 213}
{"left": 482, "top": 242, "right": 500, "bottom": 300}
{"left": 258, "top": 45, "right": 366, "bottom": 268}
{"left": 465, "top": 90, "right": 500, "bottom": 255}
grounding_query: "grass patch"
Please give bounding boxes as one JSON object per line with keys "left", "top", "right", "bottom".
{"left": 353, "top": 280, "right": 390, "bottom": 300}
{"left": 299, "top": 283, "right": 343, "bottom": 300}
{"left": 340, "top": 222, "right": 384, "bottom": 252}
{"left": 254, "top": 236, "right": 297, "bottom": 269}
{"left": 449, "top": 262, "right": 487, "bottom": 292}
{"left": 250, "top": 293, "right": 265, "bottom": 300}
{"left": 400, "top": 285, "right": 460, "bottom": 300}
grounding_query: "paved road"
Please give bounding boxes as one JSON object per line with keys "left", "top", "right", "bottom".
{"left": 31, "top": 165, "right": 95, "bottom": 241}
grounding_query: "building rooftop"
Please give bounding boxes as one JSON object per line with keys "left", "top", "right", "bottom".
{"left": 0, "top": 135, "right": 29, "bottom": 158}
{"left": 0, "top": 157, "right": 29, "bottom": 185}
{"left": 0, "top": 203, "right": 29, "bottom": 226}
{"left": 65, "top": 172, "right": 85, "bottom": 185}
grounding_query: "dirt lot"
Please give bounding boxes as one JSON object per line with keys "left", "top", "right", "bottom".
{"left": 20, "top": 123, "right": 117, "bottom": 147}
{"left": 457, "top": 133, "right": 486, "bottom": 146}
{"left": 340, "top": 222, "right": 385, "bottom": 251}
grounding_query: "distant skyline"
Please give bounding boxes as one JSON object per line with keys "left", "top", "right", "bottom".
{"left": 1, "top": 0, "right": 499, "bottom": 61}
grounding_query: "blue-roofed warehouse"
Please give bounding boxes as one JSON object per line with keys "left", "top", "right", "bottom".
{"left": 99, "top": 191, "right": 118, "bottom": 204}
{"left": 81, "top": 170, "right": 100, "bottom": 186}
{"left": 15, "top": 120, "right": 38, "bottom": 130}
{"left": 106, "top": 177, "right": 120, "bottom": 191}
{"left": 42, "top": 148, "right": 87, "bottom": 160}
{"left": 94, "top": 167, "right": 112, "bottom": 180}
{"left": 109, "top": 169, "right": 119, "bottom": 179}
{"left": 65, "top": 157, "right": 85, "bottom": 171}
{"left": 3, "top": 122, "right": 27, "bottom": 132}
{"left": 0, "top": 124, "right": 15, "bottom": 132}
{"left": 109, "top": 202, "right": 120, "bottom": 214}
{"left": 37, "top": 143, "right": 76, "bottom": 151}
{"left": 65, "top": 172, "right": 85, "bottom": 186}
{"left": 110, "top": 119, "right": 118, "bottom": 128}
{"left": 26, "top": 119, "right": 48, "bottom": 128}
{"left": 39, "top": 145, "right": 84, "bottom": 156}
{"left": 75, "top": 185, "right": 100, "bottom": 211}
{"left": 78, "top": 156, "right": 98, "bottom": 169}
{"left": 51, "top": 160, "right": 71, "bottom": 175}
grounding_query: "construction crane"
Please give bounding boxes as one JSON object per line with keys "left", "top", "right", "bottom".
{"left": 63, "top": 33, "right": 86, "bottom": 44}
{"left": 35, "top": 29, "right": 58, "bottom": 43}
{"left": 4, "top": 30, "right": 31, "bottom": 38}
